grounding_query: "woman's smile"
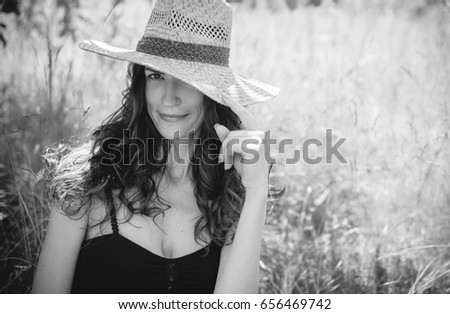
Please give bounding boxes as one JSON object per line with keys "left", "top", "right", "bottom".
{"left": 158, "top": 113, "right": 190, "bottom": 123}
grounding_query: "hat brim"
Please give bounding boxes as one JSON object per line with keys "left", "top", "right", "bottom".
{"left": 79, "top": 40, "right": 279, "bottom": 107}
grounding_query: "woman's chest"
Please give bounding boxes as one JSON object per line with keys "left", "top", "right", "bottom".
{"left": 86, "top": 185, "right": 209, "bottom": 258}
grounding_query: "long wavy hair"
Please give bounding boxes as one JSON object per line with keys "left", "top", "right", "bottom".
{"left": 44, "top": 63, "right": 247, "bottom": 246}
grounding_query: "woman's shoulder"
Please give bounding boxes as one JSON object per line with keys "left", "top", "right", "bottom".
{"left": 43, "top": 140, "right": 94, "bottom": 215}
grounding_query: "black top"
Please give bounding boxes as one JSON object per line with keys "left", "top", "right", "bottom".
{"left": 71, "top": 211, "right": 222, "bottom": 294}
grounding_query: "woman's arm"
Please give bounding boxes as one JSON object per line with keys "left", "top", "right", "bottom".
{"left": 32, "top": 204, "right": 87, "bottom": 293}
{"left": 213, "top": 94, "right": 271, "bottom": 293}
{"left": 214, "top": 185, "right": 267, "bottom": 293}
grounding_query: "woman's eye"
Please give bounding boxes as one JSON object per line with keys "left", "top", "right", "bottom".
{"left": 147, "top": 73, "right": 163, "bottom": 80}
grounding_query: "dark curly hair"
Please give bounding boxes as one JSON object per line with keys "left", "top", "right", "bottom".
{"left": 44, "top": 63, "right": 247, "bottom": 247}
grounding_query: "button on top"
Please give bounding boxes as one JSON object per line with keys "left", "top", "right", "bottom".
{"left": 169, "top": 263, "right": 175, "bottom": 271}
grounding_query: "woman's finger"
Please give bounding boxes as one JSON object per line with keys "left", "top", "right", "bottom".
{"left": 221, "top": 132, "right": 264, "bottom": 170}
{"left": 224, "top": 137, "right": 262, "bottom": 170}
{"left": 214, "top": 125, "right": 263, "bottom": 165}
{"left": 214, "top": 124, "right": 230, "bottom": 143}
{"left": 221, "top": 93, "right": 260, "bottom": 131}
{"left": 214, "top": 124, "right": 229, "bottom": 164}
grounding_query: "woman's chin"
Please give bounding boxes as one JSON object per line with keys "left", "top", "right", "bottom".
{"left": 159, "top": 128, "right": 198, "bottom": 140}
{"left": 159, "top": 130, "right": 182, "bottom": 140}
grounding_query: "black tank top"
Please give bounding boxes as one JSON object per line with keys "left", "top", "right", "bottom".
{"left": 71, "top": 210, "right": 222, "bottom": 294}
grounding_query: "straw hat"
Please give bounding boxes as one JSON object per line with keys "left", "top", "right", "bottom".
{"left": 79, "top": 0, "right": 279, "bottom": 107}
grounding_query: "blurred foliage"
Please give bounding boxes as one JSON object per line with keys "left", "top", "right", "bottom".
{"left": 0, "top": 0, "right": 19, "bottom": 46}
{"left": 0, "top": 0, "right": 91, "bottom": 293}
{"left": 228, "top": 0, "right": 450, "bottom": 12}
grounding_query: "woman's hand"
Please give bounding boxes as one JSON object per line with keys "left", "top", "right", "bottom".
{"left": 214, "top": 94, "right": 269, "bottom": 192}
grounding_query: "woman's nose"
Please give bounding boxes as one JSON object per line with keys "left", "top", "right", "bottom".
{"left": 162, "top": 79, "right": 181, "bottom": 107}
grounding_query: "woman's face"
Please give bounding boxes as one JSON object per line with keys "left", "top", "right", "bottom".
{"left": 144, "top": 67, "right": 205, "bottom": 139}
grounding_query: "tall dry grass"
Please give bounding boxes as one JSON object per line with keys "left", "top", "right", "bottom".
{"left": 247, "top": 3, "right": 450, "bottom": 293}
{"left": 1, "top": 0, "right": 449, "bottom": 293}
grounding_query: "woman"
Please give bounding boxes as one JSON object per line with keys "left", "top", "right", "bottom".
{"left": 32, "top": 0, "right": 279, "bottom": 294}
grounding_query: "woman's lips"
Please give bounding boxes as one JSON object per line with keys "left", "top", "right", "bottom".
{"left": 159, "top": 113, "right": 189, "bottom": 123}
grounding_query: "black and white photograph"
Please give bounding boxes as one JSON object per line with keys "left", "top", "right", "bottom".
{"left": 1, "top": 0, "right": 450, "bottom": 300}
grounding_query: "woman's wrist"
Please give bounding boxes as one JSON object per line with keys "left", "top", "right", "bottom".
{"left": 244, "top": 183, "right": 269, "bottom": 198}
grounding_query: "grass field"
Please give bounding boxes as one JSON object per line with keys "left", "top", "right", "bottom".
{"left": 1, "top": 0, "right": 449, "bottom": 293}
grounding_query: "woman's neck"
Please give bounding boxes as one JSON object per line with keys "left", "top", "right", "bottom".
{"left": 166, "top": 138, "right": 197, "bottom": 185}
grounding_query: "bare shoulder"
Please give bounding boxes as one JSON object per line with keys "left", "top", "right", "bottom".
{"left": 32, "top": 202, "right": 90, "bottom": 293}
{"left": 47, "top": 202, "right": 87, "bottom": 231}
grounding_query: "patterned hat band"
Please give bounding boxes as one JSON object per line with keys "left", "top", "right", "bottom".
{"left": 136, "top": 36, "right": 230, "bottom": 67}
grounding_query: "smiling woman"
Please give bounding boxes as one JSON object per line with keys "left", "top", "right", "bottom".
{"left": 144, "top": 67, "right": 205, "bottom": 140}
{"left": 31, "top": 0, "right": 279, "bottom": 294}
